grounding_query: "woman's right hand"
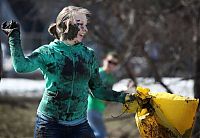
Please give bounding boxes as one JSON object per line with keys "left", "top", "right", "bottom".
{"left": 1, "top": 20, "right": 20, "bottom": 37}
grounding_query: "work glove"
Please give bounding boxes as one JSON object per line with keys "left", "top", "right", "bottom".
{"left": 123, "top": 86, "right": 153, "bottom": 113}
{"left": 125, "top": 93, "right": 137, "bottom": 103}
{"left": 123, "top": 92, "right": 139, "bottom": 113}
{"left": 125, "top": 87, "right": 152, "bottom": 106}
{"left": 1, "top": 20, "right": 20, "bottom": 37}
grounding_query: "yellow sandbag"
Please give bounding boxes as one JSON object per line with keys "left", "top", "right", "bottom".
{"left": 123, "top": 86, "right": 199, "bottom": 138}
{"left": 151, "top": 92, "right": 199, "bottom": 136}
{"left": 135, "top": 108, "right": 178, "bottom": 138}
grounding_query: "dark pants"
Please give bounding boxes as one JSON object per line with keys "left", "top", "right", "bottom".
{"left": 34, "top": 115, "right": 95, "bottom": 138}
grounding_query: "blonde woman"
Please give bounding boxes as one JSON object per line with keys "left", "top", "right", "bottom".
{"left": 1, "top": 6, "right": 136, "bottom": 138}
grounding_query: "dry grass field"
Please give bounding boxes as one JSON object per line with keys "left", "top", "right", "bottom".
{"left": 0, "top": 96, "right": 199, "bottom": 138}
{"left": 0, "top": 98, "right": 140, "bottom": 138}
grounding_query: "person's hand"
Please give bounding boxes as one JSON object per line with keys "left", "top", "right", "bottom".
{"left": 123, "top": 86, "right": 152, "bottom": 113}
{"left": 125, "top": 86, "right": 151, "bottom": 106}
{"left": 125, "top": 93, "right": 137, "bottom": 103}
{"left": 1, "top": 20, "right": 20, "bottom": 37}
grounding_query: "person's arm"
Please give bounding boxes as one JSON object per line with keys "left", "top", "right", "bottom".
{"left": 2, "top": 21, "right": 43, "bottom": 73}
{"left": 9, "top": 31, "right": 43, "bottom": 72}
{"left": 88, "top": 52, "right": 127, "bottom": 104}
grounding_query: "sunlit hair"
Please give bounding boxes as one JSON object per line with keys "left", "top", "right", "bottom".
{"left": 48, "top": 6, "right": 91, "bottom": 39}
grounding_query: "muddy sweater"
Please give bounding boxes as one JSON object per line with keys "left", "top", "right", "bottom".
{"left": 8, "top": 31, "right": 127, "bottom": 122}
{"left": 88, "top": 67, "right": 116, "bottom": 113}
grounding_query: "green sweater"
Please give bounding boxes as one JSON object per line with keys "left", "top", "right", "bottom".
{"left": 8, "top": 31, "right": 127, "bottom": 121}
{"left": 88, "top": 68, "right": 116, "bottom": 113}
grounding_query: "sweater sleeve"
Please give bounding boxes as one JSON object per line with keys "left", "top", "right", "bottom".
{"left": 88, "top": 52, "right": 127, "bottom": 103}
{"left": 8, "top": 30, "right": 44, "bottom": 73}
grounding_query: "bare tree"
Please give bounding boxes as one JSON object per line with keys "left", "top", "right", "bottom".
{"left": 0, "top": 36, "right": 2, "bottom": 81}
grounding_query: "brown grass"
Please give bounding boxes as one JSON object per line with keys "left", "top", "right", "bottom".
{"left": 0, "top": 98, "right": 140, "bottom": 138}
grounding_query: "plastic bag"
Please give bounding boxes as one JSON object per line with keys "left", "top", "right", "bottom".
{"left": 123, "top": 87, "right": 199, "bottom": 138}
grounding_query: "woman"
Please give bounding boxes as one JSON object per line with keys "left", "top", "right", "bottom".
{"left": 1, "top": 6, "right": 136, "bottom": 138}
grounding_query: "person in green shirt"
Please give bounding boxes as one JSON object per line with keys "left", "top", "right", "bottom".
{"left": 88, "top": 52, "right": 119, "bottom": 138}
{"left": 1, "top": 6, "right": 136, "bottom": 138}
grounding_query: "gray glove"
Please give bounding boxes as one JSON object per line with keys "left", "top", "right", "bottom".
{"left": 1, "top": 20, "right": 20, "bottom": 37}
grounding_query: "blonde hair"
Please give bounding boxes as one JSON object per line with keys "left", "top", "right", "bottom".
{"left": 48, "top": 6, "right": 91, "bottom": 39}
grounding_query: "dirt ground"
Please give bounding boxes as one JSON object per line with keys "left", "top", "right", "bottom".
{"left": 0, "top": 102, "right": 36, "bottom": 138}
{"left": 0, "top": 98, "right": 140, "bottom": 138}
{"left": 0, "top": 97, "right": 199, "bottom": 138}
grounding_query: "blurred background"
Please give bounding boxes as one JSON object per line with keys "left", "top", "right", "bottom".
{"left": 0, "top": 0, "right": 200, "bottom": 137}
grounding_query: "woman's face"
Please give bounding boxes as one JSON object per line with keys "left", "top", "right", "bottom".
{"left": 73, "top": 13, "right": 88, "bottom": 43}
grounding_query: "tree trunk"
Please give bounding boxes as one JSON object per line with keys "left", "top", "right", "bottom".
{"left": 141, "top": 45, "right": 173, "bottom": 94}
{"left": 0, "top": 0, "right": 2, "bottom": 81}
{"left": 194, "top": 59, "right": 200, "bottom": 99}
{"left": 193, "top": 9, "right": 200, "bottom": 99}
{"left": 124, "top": 63, "right": 138, "bottom": 87}
{"left": 0, "top": 36, "right": 2, "bottom": 81}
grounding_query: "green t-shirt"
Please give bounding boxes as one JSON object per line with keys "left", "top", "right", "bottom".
{"left": 8, "top": 31, "right": 127, "bottom": 121}
{"left": 87, "top": 67, "right": 116, "bottom": 113}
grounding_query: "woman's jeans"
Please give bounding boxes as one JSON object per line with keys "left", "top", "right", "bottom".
{"left": 87, "top": 110, "right": 107, "bottom": 138}
{"left": 34, "top": 115, "right": 95, "bottom": 138}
